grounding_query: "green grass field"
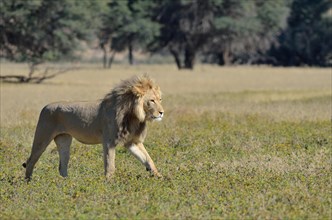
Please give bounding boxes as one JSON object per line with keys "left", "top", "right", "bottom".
{"left": 0, "top": 63, "right": 331, "bottom": 219}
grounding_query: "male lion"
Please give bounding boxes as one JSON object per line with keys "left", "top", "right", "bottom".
{"left": 23, "top": 75, "right": 164, "bottom": 180}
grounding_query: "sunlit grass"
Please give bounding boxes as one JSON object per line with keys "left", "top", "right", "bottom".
{"left": 0, "top": 63, "right": 331, "bottom": 219}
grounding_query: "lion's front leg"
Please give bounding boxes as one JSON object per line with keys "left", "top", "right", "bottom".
{"left": 126, "top": 142, "right": 162, "bottom": 178}
{"left": 103, "top": 141, "right": 116, "bottom": 180}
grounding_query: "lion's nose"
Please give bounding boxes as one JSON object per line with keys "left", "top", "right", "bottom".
{"left": 159, "top": 111, "right": 164, "bottom": 116}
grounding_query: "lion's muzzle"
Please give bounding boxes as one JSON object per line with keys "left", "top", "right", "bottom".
{"left": 152, "top": 111, "right": 164, "bottom": 121}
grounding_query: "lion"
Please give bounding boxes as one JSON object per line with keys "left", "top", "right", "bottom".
{"left": 23, "top": 75, "right": 164, "bottom": 180}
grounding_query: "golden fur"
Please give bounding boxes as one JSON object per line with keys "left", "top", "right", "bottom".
{"left": 23, "top": 75, "right": 164, "bottom": 180}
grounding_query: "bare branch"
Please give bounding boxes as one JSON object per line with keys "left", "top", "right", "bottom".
{"left": 0, "top": 66, "right": 79, "bottom": 84}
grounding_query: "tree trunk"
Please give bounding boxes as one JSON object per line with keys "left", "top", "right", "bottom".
{"left": 101, "top": 44, "right": 108, "bottom": 68}
{"left": 217, "top": 53, "right": 224, "bottom": 65}
{"left": 184, "top": 47, "right": 195, "bottom": 69}
{"left": 217, "top": 47, "right": 232, "bottom": 66}
{"left": 100, "top": 39, "right": 110, "bottom": 69}
{"left": 107, "top": 50, "right": 116, "bottom": 68}
{"left": 128, "top": 42, "right": 134, "bottom": 65}
{"left": 169, "top": 48, "right": 182, "bottom": 70}
{"left": 223, "top": 48, "right": 231, "bottom": 66}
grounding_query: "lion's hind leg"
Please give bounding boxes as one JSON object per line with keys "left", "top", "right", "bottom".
{"left": 23, "top": 106, "right": 59, "bottom": 180}
{"left": 24, "top": 131, "right": 54, "bottom": 180}
{"left": 54, "top": 134, "right": 72, "bottom": 177}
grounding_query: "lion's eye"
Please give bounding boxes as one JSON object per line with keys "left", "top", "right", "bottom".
{"left": 150, "top": 100, "right": 155, "bottom": 104}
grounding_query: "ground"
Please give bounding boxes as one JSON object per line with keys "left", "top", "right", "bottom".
{"left": 0, "top": 63, "right": 331, "bottom": 219}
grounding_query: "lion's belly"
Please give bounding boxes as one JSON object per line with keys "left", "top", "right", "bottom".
{"left": 69, "top": 129, "right": 102, "bottom": 145}
{"left": 62, "top": 117, "right": 103, "bottom": 145}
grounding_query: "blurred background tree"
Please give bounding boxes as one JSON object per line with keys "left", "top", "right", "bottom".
{"left": 0, "top": 0, "right": 331, "bottom": 81}
{"left": 0, "top": 0, "right": 104, "bottom": 82}
{"left": 208, "top": 0, "right": 289, "bottom": 65}
{"left": 269, "top": 0, "right": 332, "bottom": 66}
{"left": 151, "top": 0, "right": 215, "bottom": 69}
{"left": 99, "top": 0, "right": 160, "bottom": 67}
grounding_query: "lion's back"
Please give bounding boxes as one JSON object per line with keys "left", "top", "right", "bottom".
{"left": 42, "top": 101, "right": 101, "bottom": 119}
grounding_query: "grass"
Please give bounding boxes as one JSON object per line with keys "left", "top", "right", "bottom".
{"left": 0, "top": 63, "right": 331, "bottom": 219}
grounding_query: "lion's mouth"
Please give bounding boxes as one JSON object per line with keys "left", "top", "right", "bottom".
{"left": 151, "top": 115, "right": 163, "bottom": 121}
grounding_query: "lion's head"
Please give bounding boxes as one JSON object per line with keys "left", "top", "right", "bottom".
{"left": 142, "top": 88, "right": 164, "bottom": 121}
{"left": 131, "top": 75, "right": 164, "bottom": 122}
{"left": 104, "top": 75, "right": 164, "bottom": 124}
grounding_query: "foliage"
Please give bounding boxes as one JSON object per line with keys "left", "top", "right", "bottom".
{"left": 0, "top": 0, "right": 102, "bottom": 64}
{"left": 270, "top": 0, "right": 332, "bottom": 66}
{"left": 151, "top": 0, "right": 215, "bottom": 69}
{"left": 150, "top": 0, "right": 289, "bottom": 68}
{"left": 209, "top": 0, "right": 289, "bottom": 65}
{"left": 0, "top": 0, "right": 330, "bottom": 71}
{"left": 99, "top": 0, "right": 329, "bottom": 68}
{"left": 0, "top": 0, "right": 103, "bottom": 82}
{"left": 100, "top": 0, "right": 160, "bottom": 65}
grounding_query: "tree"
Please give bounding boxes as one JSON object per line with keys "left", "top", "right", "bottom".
{"left": 270, "top": 0, "right": 332, "bottom": 66}
{"left": 100, "top": 0, "right": 160, "bottom": 67}
{"left": 0, "top": 0, "right": 103, "bottom": 83}
{"left": 152, "top": 0, "right": 214, "bottom": 69}
{"left": 208, "top": 0, "right": 289, "bottom": 65}
{"left": 152, "top": 0, "right": 288, "bottom": 68}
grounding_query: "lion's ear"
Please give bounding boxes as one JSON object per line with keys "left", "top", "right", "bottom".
{"left": 154, "top": 85, "right": 161, "bottom": 93}
{"left": 132, "top": 85, "right": 152, "bottom": 98}
{"left": 132, "top": 85, "right": 145, "bottom": 97}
